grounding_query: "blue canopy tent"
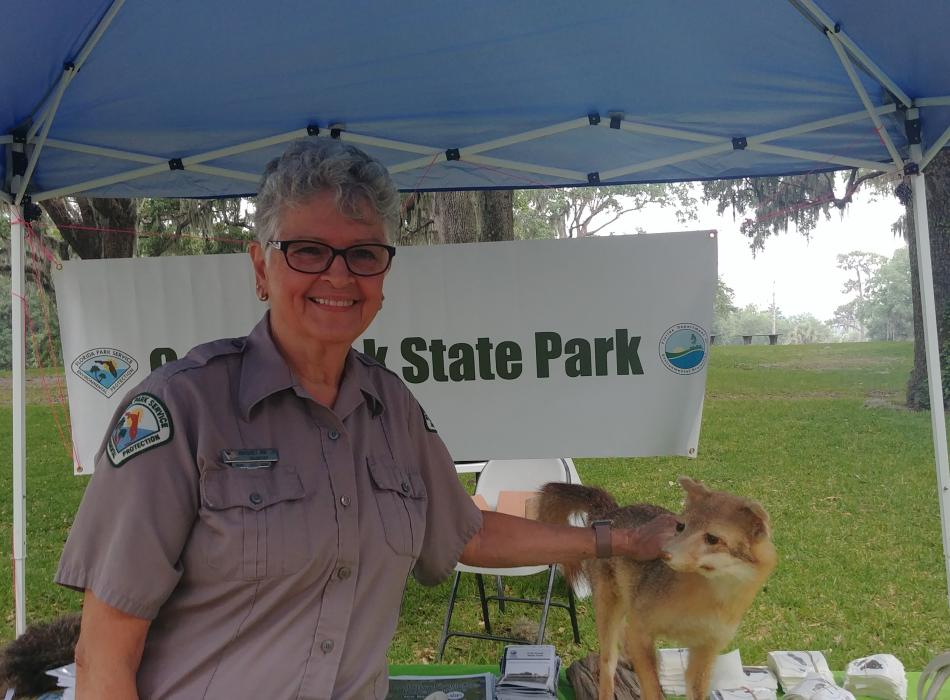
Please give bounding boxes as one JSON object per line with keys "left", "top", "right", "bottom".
{"left": 4, "top": 0, "right": 950, "bottom": 636}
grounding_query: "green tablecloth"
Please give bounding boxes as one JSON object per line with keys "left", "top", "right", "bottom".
{"left": 388, "top": 664, "right": 950, "bottom": 700}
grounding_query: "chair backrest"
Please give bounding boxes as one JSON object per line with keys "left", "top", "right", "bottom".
{"left": 474, "top": 458, "right": 576, "bottom": 509}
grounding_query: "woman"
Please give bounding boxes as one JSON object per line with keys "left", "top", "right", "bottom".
{"left": 56, "top": 139, "right": 677, "bottom": 699}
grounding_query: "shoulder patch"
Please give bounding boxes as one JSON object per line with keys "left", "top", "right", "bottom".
{"left": 420, "top": 405, "right": 438, "bottom": 433}
{"left": 107, "top": 393, "right": 174, "bottom": 467}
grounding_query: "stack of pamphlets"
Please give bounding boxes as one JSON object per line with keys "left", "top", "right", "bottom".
{"left": 843, "top": 654, "right": 907, "bottom": 700}
{"left": 767, "top": 651, "right": 836, "bottom": 691}
{"left": 495, "top": 644, "right": 561, "bottom": 699}
{"left": 386, "top": 672, "right": 494, "bottom": 699}
{"left": 784, "top": 676, "right": 856, "bottom": 700}
{"left": 658, "top": 649, "right": 762, "bottom": 697}
{"left": 44, "top": 663, "right": 76, "bottom": 700}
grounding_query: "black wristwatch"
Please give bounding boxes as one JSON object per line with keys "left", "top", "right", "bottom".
{"left": 591, "top": 519, "right": 612, "bottom": 558}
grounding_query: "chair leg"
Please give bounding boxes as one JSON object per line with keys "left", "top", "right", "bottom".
{"left": 475, "top": 573, "right": 493, "bottom": 635}
{"left": 535, "top": 565, "right": 557, "bottom": 644}
{"left": 567, "top": 586, "right": 581, "bottom": 643}
{"left": 496, "top": 575, "right": 506, "bottom": 612}
{"left": 437, "top": 571, "right": 463, "bottom": 662}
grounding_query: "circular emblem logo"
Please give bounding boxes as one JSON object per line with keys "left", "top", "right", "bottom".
{"left": 71, "top": 347, "right": 138, "bottom": 398}
{"left": 659, "top": 323, "right": 708, "bottom": 375}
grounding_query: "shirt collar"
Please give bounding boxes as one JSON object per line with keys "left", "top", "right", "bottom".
{"left": 238, "top": 313, "right": 386, "bottom": 420}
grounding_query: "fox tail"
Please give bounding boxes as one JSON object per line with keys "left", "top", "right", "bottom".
{"left": 536, "top": 483, "right": 618, "bottom": 598}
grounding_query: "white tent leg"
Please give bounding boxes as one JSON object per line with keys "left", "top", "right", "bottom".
{"left": 9, "top": 205, "right": 27, "bottom": 635}
{"left": 909, "top": 148, "right": 950, "bottom": 608}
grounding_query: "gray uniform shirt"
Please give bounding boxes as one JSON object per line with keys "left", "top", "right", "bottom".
{"left": 56, "top": 314, "right": 483, "bottom": 699}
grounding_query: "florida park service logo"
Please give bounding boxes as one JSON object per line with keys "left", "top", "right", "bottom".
{"left": 72, "top": 348, "right": 138, "bottom": 398}
{"left": 107, "top": 393, "right": 173, "bottom": 467}
{"left": 659, "top": 323, "right": 708, "bottom": 375}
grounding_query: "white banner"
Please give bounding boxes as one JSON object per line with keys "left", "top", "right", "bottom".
{"left": 54, "top": 232, "right": 716, "bottom": 473}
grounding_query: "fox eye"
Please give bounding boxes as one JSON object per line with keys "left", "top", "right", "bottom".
{"left": 705, "top": 533, "right": 720, "bottom": 545}
{"left": 675, "top": 522, "right": 685, "bottom": 533}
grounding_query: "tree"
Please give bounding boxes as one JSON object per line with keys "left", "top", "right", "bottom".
{"left": 703, "top": 150, "right": 950, "bottom": 409}
{"left": 863, "top": 247, "right": 912, "bottom": 341}
{"left": 835, "top": 250, "right": 886, "bottom": 340}
{"left": 42, "top": 197, "right": 138, "bottom": 260}
{"left": 513, "top": 184, "right": 696, "bottom": 240}
{"left": 713, "top": 277, "right": 738, "bottom": 335}
{"left": 785, "top": 313, "right": 832, "bottom": 344}
{"left": 400, "top": 191, "right": 513, "bottom": 245}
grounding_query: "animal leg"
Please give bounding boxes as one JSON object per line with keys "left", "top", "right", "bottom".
{"left": 685, "top": 644, "right": 718, "bottom": 700}
{"left": 624, "top": 625, "right": 662, "bottom": 700}
{"left": 593, "top": 578, "right": 625, "bottom": 700}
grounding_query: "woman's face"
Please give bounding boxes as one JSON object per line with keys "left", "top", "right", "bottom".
{"left": 250, "top": 191, "right": 388, "bottom": 351}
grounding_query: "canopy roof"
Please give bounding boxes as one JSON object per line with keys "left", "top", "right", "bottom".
{"left": 3, "top": 0, "right": 950, "bottom": 203}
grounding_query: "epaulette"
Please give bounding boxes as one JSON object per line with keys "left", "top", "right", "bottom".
{"left": 152, "top": 336, "right": 247, "bottom": 380}
{"left": 353, "top": 349, "right": 401, "bottom": 379}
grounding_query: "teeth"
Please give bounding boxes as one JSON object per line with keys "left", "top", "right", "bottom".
{"left": 311, "top": 297, "right": 355, "bottom": 307}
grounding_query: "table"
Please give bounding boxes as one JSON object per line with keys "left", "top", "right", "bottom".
{"left": 388, "top": 665, "right": 950, "bottom": 700}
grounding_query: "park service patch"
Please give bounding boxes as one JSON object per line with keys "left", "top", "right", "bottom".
{"left": 107, "top": 393, "right": 173, "bottom": 467}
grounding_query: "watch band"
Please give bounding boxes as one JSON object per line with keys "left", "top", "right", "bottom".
{"left": 591, "top": 519, "right": 612, "bottom": 558}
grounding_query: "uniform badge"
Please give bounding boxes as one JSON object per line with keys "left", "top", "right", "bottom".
{"left": 420, "top": 405, "right": 438, "bottom": 433}
{"left": 107, "top": 393, "right": 174, "bottom": 467}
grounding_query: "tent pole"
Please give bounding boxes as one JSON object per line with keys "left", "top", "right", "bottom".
{"left": 9, "top": 203, "right": 27, "bottom": 635}
{"left": 909, "top": 144, "right": 950, "bottom": 608}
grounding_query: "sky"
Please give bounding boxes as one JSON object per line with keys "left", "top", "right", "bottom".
{"left": 606, "top": 187, "right": 907, "bottom": 321}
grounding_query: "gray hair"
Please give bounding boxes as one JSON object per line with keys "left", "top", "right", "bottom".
{"left": 255, "top": 139, "right": 400, "bottom": 244}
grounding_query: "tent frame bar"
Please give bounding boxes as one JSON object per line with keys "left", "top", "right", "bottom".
{"left": 16, "top": 0, "right": 125, "bottom": 205}
{"left": 748, "top": 143, "right": 895, "bottom": 172}
{"left": 25, "top": 0, "right": 126, "bottom": 144}
{"left": 826, "top": 32, "right": 904, "bottom": 168}
{"left": 790, "top": 0, "right": 912, "bottom": 108}
{"left": 9, "top": 204, "right": 26, "bottom": 637}
{"left": 30, "top": 99, "right": 924, "bottom": 200}
{"left": 909, "top": 142, "right": 950, "bottom": 607}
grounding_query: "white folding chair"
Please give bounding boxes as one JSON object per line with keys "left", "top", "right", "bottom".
{"left": 437, "top": 458, "right": 582, "bottom": 660}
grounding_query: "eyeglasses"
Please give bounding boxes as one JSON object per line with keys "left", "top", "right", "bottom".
{"left": 267, "top": 239, "right": 396, "bottom": 276}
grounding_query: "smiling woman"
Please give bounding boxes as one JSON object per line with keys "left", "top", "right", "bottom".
{"left": 53, "top": 139, "right": 678, "bottom": 700}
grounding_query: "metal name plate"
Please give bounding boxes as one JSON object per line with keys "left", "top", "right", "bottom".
{"left": 220, "top": 448, "right": 279, "bottom": 469}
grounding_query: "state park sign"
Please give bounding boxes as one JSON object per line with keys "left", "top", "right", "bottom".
{"left": 55, "top": 232, "right": 716, "bottom": 472}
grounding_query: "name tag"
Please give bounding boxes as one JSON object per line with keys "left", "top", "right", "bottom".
{"left": 220, "top": 448, "right": 279, "bottom": 469}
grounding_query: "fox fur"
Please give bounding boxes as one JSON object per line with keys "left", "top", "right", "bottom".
{"left": 538, "top": 477, "right": 776, "bottom": 700}
{"left": 0, "top": 614, "right": 80, "bottom": 697}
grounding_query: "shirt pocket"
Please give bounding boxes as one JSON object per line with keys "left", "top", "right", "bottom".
{"left": 199, "top": 466, "right": 310, "bottom": 580}
{"left": 367, "top": 455, "right": 428, "bottom": 558}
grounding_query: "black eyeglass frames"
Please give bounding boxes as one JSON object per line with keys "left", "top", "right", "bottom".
{"left": 266, "top": 239, "right": 396, "bottom": 276}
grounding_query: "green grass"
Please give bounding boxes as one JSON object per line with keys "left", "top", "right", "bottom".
{"left": 4, "top": 341, "right": 950, "bottom": 671}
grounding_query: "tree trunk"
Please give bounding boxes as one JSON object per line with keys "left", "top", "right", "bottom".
{"left": 906, "top": 148, "right": 950, "bottom": 409}
{"left": 42, "top": 197, "right": 137, "bottom": 259}
{"left": 475, "top": 191, "right": 513, "bottom": 242}
{"left": 399, "top": 191, "right": 514, "bottom": 244}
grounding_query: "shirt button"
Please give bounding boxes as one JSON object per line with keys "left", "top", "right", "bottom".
{"left": 340, "top": 495, "right": 351, "bottom": 507}
{"left": 321, "top": 640, "right": 334, "bottom": 654}
{"left": 328, "top": 430, "right": 340, "bottom": 440}
{"left": 401, "top": 481, "right": 411, "bottom": 493}
{"left": 249, "top": 492, "right": 263, "bottom": 505}
{"left": 337, "top": 566, "right": 351, "bottom": 580}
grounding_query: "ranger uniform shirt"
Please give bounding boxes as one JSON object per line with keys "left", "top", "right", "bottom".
{"left": 56, "top": 314, "right": 483, "bottom": 699}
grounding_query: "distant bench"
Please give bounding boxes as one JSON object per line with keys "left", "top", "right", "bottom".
{"left": 710, "top": 334, "right": 782, "bottom": 346}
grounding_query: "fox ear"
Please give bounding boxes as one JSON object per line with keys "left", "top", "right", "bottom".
{"left": 678, "top": 476, "right": 709, "bottom": 499}
{"left": 741, "top": 500, "right": 771, "bottom": 539}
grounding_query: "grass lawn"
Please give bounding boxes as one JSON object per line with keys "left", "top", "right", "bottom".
{"left": 3, "top": 342, "right": 950, "bottom": 671}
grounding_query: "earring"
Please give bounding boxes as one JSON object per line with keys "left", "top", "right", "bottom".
{"left": 256, "top": 287, "right": 269, "bottom": 301}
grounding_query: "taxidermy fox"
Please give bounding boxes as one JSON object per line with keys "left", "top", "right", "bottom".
{"left": 538, "top": 477, "right": 777, "bottom": 700}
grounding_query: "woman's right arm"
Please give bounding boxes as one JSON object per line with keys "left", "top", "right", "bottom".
{"left": 75, "top": 589, "right": 151, "bottom": 700}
